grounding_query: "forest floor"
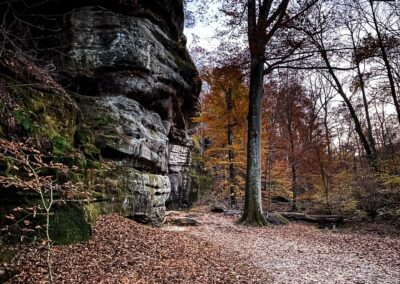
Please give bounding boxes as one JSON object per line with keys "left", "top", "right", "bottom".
{"left": 6, "top": 211, "right": 400, "bottom": 284}
{"left": 184, "top": 212, "right": 400, "bottom": 284}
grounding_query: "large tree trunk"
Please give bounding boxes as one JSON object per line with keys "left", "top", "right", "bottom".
{"left": 240, "top": 0, "right": 290, "bottom": 226}
{"left": 239, "top": 55, "right": 267, "bottom": 226}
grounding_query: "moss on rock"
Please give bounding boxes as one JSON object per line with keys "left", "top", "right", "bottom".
{"left": 51, "top": 135, "right": 72, "bottom": 155}
{"left": 83, "top": 203, "right": 103, "bottom": 224}
{"left": 49, "top": 205, "right": 91, "bottom": 245}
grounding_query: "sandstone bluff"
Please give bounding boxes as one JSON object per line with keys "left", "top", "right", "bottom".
{"left": 0, "top": 0, "right": 201, "bottom": 243}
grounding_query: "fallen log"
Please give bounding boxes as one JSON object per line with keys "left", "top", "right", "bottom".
{"left": 280, "top": 212, "right": 345, "bottom": 228}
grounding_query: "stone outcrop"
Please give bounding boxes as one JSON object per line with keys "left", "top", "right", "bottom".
{"left": 61, "top": 6, "right": 199, "bottom": 126}
{"left": 76, "top": 95, "right": 172, "bottom": 222}
{"left": 0, "top": 0, "right": 200, "bottom": 238}
{"left": 86, "top": 167, "right": 171, "bottom": 224}
{"left": 57, "top": 3, "right": 200, "bottom": 217}
{"left": 78, "top": 95, "right": 170, "bottom": 173}
{"left": 168, "top": 144, "right": 192, "bottom": 208}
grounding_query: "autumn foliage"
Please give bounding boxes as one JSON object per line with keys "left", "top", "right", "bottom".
{"left": 194, "top": 65, "right": 249, "bottom": 206}
{"left": 196, "top": 65, "right": 400, "bottom": 220}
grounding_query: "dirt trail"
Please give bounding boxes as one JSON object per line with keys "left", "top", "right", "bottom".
{"left": 183, "top": 213, "right": 400, "bottom": 284}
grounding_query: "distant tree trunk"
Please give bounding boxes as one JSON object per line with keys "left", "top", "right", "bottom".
{"left": 288, "top": 120, "right": 298, "bottom": 211}
{"left": 323, "top": 103, "right": 332, "bottom": 156}
{"left": 265, "top": 115, "right": 275, "bottom": 212}
{"left": 282, "top": 79, "right": 298, "bottom": 211}
{"left": 320, "top": 50, "right": 375, "bottom": 167}
{"left": 290, "top": 163, "right": 298, "bottom": 211}
{"left": 349, "top": 27, "right": 377, "bottom": 159}
{"left": 225, "top": 88, "right": 236, "bottom": 207}
{"left": 267, "top": 149, "right": 273, "bottom": 211}
{"left": 301, "top": 11, "right": 376, "bottom": 168}
{"left": 318, "top": 91, "right": 333, "bottom": 214}
{"left": 373, "top": 99, "right": 388, "bottom": 147}
{"left": 317, "top": 150, "right": 332, "bottom": 214}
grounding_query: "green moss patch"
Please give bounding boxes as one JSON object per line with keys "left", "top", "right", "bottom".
{"left": 84, "top": 203, "right": 103, "bottom": 224}
{"left": 12, "top": 110, "right": 37, "bottom": 133}
{"left": 49, "top": 205, "right": 91, "bottom": 245}
{"left": 51, "top": 135, "right": 72, "bottom": 155}
{"left": 0, "top": 248, "right": 15, "bottom": 263}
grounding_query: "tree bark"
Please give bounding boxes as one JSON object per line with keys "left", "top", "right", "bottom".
{"left": 317, "top": 150, "right": 332, "bottom": 214}
{"left": 286, "top": 91, "right": 298, "bottom": 211}
{"left": 291, "top": 163, "right": 298, "bottom": 211}
{"left": 322, "top": 102, "right": 333, "bottom": 214}
{"left": 240, "top": 0, "right": 291, "bottom": 225}
{"left": 239, "top": 55, "right": 268, "bottom": 225}
{"left": 265, "top": 116, "right": 275, "bottom": 212}
{"left": 323, "top": 103, "right": 332, "bottom": 156}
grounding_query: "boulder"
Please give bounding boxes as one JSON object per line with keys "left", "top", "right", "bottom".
{"left": 211, "top": 205, "right": 227, "bottom": 213}
{"left": 167, "top": 217, "right": 201, "bottom": 226}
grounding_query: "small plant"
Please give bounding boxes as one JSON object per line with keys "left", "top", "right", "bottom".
{"left": 0, "top": 139, "right": 83, "bottom": 283}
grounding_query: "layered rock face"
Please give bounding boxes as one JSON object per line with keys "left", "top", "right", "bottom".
{"left": 63, "top": 2, "right": 200, "bottom": 222}
{"left": 0, "top": 0, "right": 200, "bottom": 227}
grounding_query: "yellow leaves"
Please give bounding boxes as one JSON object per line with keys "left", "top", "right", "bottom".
{"left": 380, "top": 173, "right": 400, "bottom": 187}
{"left": 196, "top": 66, "right": 249, "bottom": 198}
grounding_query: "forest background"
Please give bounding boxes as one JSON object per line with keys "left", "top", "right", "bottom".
{"left": 185, "top": 0, "right": 400, "bottom": 221}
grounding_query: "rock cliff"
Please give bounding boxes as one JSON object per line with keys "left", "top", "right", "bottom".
{"left": 0, "top": 0, "right": 200, "bottom": 242}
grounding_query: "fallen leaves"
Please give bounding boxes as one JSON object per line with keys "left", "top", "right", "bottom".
{"left": 9, "top": 214, "right": 271, "bottom": 283}
{"left": 186, "top": 214, "right": 400, "bottom": 284}
{"left": 7, "top": 213, "right": 400, "bottom": 283}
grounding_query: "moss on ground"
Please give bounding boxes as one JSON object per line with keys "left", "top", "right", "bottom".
{"left": 0, "top": 248, "right": 15, "bottom": 263}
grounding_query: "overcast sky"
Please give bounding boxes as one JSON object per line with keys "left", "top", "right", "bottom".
{"left": 184, "top": 2, "right": 221, "bottom": 52}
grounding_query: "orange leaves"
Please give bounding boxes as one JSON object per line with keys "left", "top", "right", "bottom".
{"left": 10, "top": 214, "right": 271, "bottom": 283}
{"left": 0, "top": 138, "right": 85, "bottom": 198}
{"left": 196, "top": 66, "right": 249, "bottom": 197}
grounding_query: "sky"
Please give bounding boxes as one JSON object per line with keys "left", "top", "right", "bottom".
{"left": 184, "top": 2, "right": 221, "bottom": 52}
